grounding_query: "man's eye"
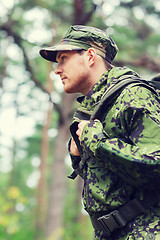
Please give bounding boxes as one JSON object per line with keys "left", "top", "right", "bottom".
{"left": 61, "top": 56, "right": 66, "bottom": 61}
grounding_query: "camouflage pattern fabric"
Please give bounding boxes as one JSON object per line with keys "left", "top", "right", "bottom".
{"left": 39, "top": 25, "right": 118, "bottom": 63}
{"left": 69, "top": 66, "right": 160, "bottom": 240}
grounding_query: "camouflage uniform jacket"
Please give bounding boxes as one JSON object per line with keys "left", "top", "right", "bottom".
{"left": 69, "top": 66, "right": 160, "bottom": 240}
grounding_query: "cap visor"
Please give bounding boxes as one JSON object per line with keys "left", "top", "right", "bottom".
{"left": 39, "top": 44, "right": 83, "bottom": 62}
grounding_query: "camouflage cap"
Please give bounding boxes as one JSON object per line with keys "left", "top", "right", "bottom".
{"left": 39, "top": 25, "right": 118, "bottom": 63}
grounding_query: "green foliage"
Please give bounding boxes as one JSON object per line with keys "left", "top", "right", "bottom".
{"left": 0, "top": 185, "right": 35, "bottom": 239}
{"left": 63, "top": 179, "right": 93, "bottom": 240}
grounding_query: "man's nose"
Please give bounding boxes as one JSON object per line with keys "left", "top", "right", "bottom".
{"left": 55, "top": 64, "right": 63, "bottom": 75}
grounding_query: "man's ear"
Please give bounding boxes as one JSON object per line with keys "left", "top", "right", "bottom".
{"left": 87, "top": 48, "right": 96, "bottom": 66}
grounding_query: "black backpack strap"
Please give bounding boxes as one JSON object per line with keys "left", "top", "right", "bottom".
{"left": 68, "top": 110, "right": 91, "bottom": 179}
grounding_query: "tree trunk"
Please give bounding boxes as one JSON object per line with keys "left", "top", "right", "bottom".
{"left": 35, "top": 63, "right": 53, "bottom": 239}
{"left": 45, "top": 93, "right": 76, "bottom": 240}
{"left": 35, "top": 102, "right": 52, "bottom": 239}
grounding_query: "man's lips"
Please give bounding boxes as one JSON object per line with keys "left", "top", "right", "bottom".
{"left": 61, "top": 77, "right": 66, "bottom": 84}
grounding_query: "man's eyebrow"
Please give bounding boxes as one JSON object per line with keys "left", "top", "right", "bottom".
{"left": 56, "top": 52, "right": 63, "bottom": 62}
{"left": 56, "top": 51, "right": 69, "bottom": 62}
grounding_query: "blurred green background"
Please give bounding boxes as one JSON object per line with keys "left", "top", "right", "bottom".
{"left": 0, "top": 0, "right": 160, "bottom": 239}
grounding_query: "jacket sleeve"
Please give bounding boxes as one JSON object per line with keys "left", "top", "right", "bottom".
{"left": 80, "top": 86, "right": 160, "bottom": 188}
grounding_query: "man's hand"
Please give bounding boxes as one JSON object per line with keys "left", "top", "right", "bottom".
{"left": 76, "top": 120, "right": 90, "bottom": 141}
{"left": 70, "top": 120, "right": 90, "bottom": 156}
{"left": 70, "top": 138, "right": 80, "bottom": 156}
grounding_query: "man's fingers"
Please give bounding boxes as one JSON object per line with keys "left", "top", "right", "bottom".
{"left": 70, "top": 138, "right": 80, "bottom": 156}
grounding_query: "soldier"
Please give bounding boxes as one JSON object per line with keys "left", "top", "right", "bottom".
{"left": 40, "top": 25, "right": 160, "bottom": 240}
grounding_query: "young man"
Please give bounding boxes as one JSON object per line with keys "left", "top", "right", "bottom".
{"left": 40, "top": 25, "right": 160, "bottom": 240}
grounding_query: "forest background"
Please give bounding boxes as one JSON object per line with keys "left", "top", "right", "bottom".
{"left": 0, "top": 0, "right": 160, "bottom": 239}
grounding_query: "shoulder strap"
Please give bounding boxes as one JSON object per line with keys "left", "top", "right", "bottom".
{"left": 91, "top": 75, "right": 158, "bottom": 120}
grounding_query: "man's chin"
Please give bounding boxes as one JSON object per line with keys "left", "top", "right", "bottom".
{"left": 64, "top": 87, "right": 77, "bottom": 94}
